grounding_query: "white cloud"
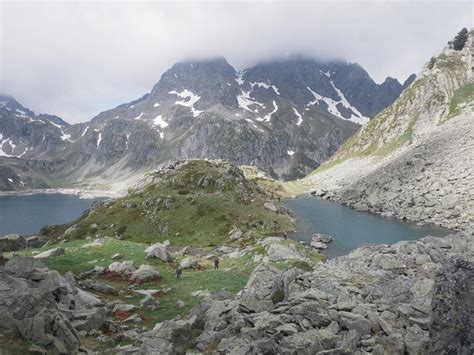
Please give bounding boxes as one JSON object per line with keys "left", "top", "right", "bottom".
{"left": 0, "top": 1, "right": 471, "bottom": 123}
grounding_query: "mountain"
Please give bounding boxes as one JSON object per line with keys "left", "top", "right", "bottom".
{"left": 0, "top": 95, "right": 70, "bottom": 159}
{"left": 243, "top": 58, "right": 415, "bottom": 122}
{"left": 303, "top": 28, "right": 474, "bottom": 232}
{"left": 0, "top": 56, "right": 411, "bottom": 191}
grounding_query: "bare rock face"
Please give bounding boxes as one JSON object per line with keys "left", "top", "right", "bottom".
{"left": 0, "top": 257, "right": 107, "bottom": 353}
{"left": 424, "top": 257, "right": 474, "bottom": 354}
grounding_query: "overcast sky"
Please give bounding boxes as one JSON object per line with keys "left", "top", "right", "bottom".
{"left": 1, "top": 1, "right": 471, "bottom": 123}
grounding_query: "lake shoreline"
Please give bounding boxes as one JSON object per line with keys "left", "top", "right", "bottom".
{"left": 0, "top": 188, "right": 125, "bottom": 199}
{"left": 285, "top": 195, "right": 453, "bottom": 258}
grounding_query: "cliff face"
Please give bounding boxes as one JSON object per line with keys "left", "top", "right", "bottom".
{"left": 303, "top": 30, "right": 474, "bottom": 232}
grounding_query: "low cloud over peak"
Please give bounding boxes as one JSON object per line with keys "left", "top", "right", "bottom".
{"left": 1, "top": 1, "right": 471, "bottom": 123}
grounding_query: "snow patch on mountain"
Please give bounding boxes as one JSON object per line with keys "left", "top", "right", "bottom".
{"left": 287, "top": 150, "right": 295, "bottom": 156}
{"left": 81, "top": 126, "right": 89, "bottom": 137}
{"left": 0, "top": 134, "right": 15, "bottom": 157}
{"left": 47, "top": 120, "right": 63, "bottom": 129}
{"left": 256, "top": 100, "right": 278, "bottom": 122}
{"left": 329, "top": 81, "right": 369, "bottom": 124}
{"left": 153, "top": 115, "right": 168, "bottom": 129}
{"left": 292, "top": 107, "right": 303, "bottom": 126}
{"left": 96, "top": 132, "right": 102, "bottom": 148}
{"left": 250, "top": 82, "right": 280, "bottom": 95}
{"left": 168, "top": 90, "right": 202, "bottom": 117}
{"left": 153, "top": 102, "right": 160, "bottom": 108}
{"left": 60, "top": 133, "right": 72, "bottom": 142}
{"left": 133, "top": 112, "right": 144, "bottom": 120}
{"left": 235, "top": 71, "right": 245, "bottom": 86}
{"left": 306, "top": 86, "right": 368, "bottom": 124}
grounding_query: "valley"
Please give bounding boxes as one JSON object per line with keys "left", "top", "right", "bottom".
{"left": 0, "top": 25, "right": 472, "bottom": 355}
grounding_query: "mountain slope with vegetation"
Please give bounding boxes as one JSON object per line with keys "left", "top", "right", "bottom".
{"left": 301, "top": 28, "right": 474, "bottom": 232}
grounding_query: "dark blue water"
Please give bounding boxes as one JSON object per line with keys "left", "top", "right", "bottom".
{"left": 0, "top": 194, "right": 101, "bottom": 235}
{"left": 285, "top": 196, "right": 452, "bottom": 258}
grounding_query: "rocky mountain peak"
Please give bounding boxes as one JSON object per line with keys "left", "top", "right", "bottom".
{"left": 0, "top": 95, "right": 35, "bottom": 117}
{"left": 402, "top": 73, "right": 417, "bottom": 88}
{"left": 150, "top": 57, "right": 239, "bottom": 108}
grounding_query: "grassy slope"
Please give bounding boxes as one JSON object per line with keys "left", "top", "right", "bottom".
{"left": 41, "top": 160, "right": 294, "bottom": 247}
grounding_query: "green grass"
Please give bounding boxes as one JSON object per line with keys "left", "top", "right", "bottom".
{"left": 446, "top": 82, "right": 474, "bottom": 119}
{"left": 41, "top": 160, "right": 294, "bottom": 247}
{"left": 14, "top": 237, "right": 322, "bottom": 327}
{"left": 14, "top": 238, "right": 254, "bottom": 323}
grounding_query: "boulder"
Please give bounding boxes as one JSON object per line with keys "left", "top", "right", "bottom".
{"left": 108, "top": 261, "right": 136, "bottom": 276}
{"left": 33, "top": 247, "right": 65, "bottom": 259}
{"left": 180, "top": 257, "right": 200, "bottom": 269}
{"left": 145, "top": 243, "right": 172, "bottom": 262}
{"left": 113, "top": 304, "right": 136, "bottom": 313}
{"left": 112, "top": 253, "right": 123, "bottom": 260}
{"left": 81, "top": 279, "right": 118, "bottom": 295}
{"left": 130, "top": 264, "right": 161, "bottom": 283}
{"left": 0, "top": 234, "right": 26, "bottom": 251}
{"left": 267, "top": 243, "right": 306, "bottom": 261}
{"left": 71, "top": 307, "right": 106, "bottom": 332}
{"left": 139, "top": 296, "right": 159, "bottom": 310}
{"left": 311, "top": 233, "right": 333, "bottom": 244}
{"left": 311, "top": 241, "right": 328, "bottom": 250}
{"left": 24, "top": 235, "right": 44, "bottom": 248}
{"left": 240, "top": 263, "right": 281, "bottom": 312}
{"left": 264, "top": 202, "right": 278, "bottom": 213}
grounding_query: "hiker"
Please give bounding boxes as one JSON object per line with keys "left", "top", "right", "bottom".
{"left": 214, "top": 257, "right": 219, "bottom": 270}
{"left": 175, "top": 266, "right": 182, "bottom": 279}
{"left": 283, "top": 232, "right": 288, "bottom": 240}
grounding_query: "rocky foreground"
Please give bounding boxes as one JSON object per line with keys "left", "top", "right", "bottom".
{"left": 0, "top": 257, "right": 106, "bottom": 353}
{"left": 120, "top": 231, "right": 473, "bottom": 354}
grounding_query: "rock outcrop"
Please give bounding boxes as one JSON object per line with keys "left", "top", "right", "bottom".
{"left": 126, "top": 232, "right": 474, "bottom": 354}
{"left": 0, "top": 257, "right": 107, "bottom": 353}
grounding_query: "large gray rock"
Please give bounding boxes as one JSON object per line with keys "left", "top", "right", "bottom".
{"left": 240, "top": 263, "right": 281, "bottom": 312}
{"left": 0, "top": 257, "right": 106, "bottom": 353}
{"left": 108, "top": 261, "right": 136, "bottom": 276}
{"left": 180, "top": 257, "right": 200, "bottom": 269}
{"left": 424, "top": 257, "right": 474, "bottom": 354}
{"left": 0, "top": 234, "right": 26, "bottom": 251}
{"left": 130, "top": 264, "right": 161, "bottom": 283}
{"left": 311, "top": 233, "right": 333, "bottom": 244}
{"left": 33, "top": 247, "right": 65, "bottom": 259}
{"left": 81, "top": 279, "right": 118, "bottom": 295}
{"left": 144, "top": 243, "right": 171, "bottom": 262}
{"left": 267, "top": 242, "right": 306, "bottom": 261}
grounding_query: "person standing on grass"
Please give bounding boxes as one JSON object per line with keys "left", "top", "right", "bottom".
{"left": 214, "top": 257, "right": 219, "bottom": 270}
{"left": 175, "top": 266, "right": 182, "bottom": 279}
